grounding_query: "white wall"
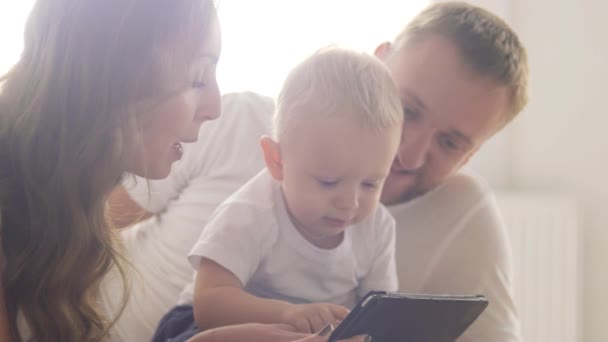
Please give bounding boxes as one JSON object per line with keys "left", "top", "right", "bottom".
{"left": 467, "top": 0, "right": 608, "bottom": 340}
{"left": 509, "top": 0, "right": 608, "bottom": 340}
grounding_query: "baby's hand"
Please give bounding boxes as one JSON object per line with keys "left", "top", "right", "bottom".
{"left": 280, "top": 303, "right": 350, "bottom": 333}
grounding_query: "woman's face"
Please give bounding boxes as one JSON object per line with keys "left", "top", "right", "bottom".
{"left": 128, "top": 13, "right": 222, "bottom": 179}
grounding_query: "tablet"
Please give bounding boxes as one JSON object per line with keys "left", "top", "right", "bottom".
{"left": 329, "top": 291, "right": 488, "bottom": 342}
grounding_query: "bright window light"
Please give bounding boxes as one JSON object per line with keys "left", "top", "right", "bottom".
{"left": 0, "top": 1, "right": 428, "bottom": 96}
{"left": 217, "top": 0, "right": 428, "bottom": 97}
{"left": 0, "top": 1, "right": 35, "bottom": 75}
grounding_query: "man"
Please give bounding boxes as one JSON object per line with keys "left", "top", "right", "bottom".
{"left": 374, "top": 3, "right": 527, "bottom": 341}
{"left": 103, "top": 3, "right": 528, "bottom": 341}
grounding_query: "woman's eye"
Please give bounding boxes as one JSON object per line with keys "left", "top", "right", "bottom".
{"left": 192, "top": 80, "right": 206, "bottom": 88}
{"left": 191, "top": 69, "right": 207, "bottom": 88}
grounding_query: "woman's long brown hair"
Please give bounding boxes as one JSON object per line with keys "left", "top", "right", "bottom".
{"left": 0, "top": 0, "right": 216, "bottom": 340}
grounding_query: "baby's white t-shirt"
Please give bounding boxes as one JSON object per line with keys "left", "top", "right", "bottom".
{"left": 179, "top": 170, "right": 398, "bottom": 307}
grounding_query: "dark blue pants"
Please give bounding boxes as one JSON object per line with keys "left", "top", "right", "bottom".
{"left": 151, "top": 305, "right": 199, "bottom": 342}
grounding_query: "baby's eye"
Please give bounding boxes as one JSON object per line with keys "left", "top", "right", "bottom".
{"left": 318, "top": 179, "right": 338, "bottom": 188}
{"left": 362, "top": 181, "right": 379, "bottom": 189}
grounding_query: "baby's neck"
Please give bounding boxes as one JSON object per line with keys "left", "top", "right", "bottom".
{"left": 294, "top": 225, "right": 345, "bottom": 250}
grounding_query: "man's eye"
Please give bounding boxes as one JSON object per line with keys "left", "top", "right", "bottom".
{"left": 403, "top": 107, "right": 420, "bottom": 120}
{"left": 439, "top": 135, "right": 460, "bottom": 151}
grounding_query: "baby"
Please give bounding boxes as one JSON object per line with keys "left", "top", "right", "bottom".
{"left": 183, "top": 47, "right": 403, "bottom": 335}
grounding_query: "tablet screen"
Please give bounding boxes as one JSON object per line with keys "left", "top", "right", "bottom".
{"left": 329, "top": 291, "right": 488, "bottom": 342}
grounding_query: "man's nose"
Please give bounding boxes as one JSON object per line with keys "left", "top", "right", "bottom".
{"left": 395, "top": 127, "right": 433, "bottom": 170}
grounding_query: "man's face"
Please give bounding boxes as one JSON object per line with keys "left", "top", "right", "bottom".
{"left": 377, "top": 35, "right": 512, "bottom": 205}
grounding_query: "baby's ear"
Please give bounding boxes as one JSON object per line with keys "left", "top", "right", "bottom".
{"left": 260, "top": 136, "right": 283, "bottom": 180}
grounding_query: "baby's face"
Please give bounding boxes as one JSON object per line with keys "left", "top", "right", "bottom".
{"left": 280, "top": 113, "right": 401, "bottom": 248}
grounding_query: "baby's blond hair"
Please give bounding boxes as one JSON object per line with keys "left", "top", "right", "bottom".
{"left": 274, "top": 47, "right": 403, "bottom": 141}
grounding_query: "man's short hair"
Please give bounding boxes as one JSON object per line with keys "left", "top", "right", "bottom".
{"left": 392, "top": 2, "right": 529, "bottom": 124}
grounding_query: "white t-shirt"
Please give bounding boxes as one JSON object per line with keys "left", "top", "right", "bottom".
{"left": 99, "top": 92, "right": 273, "bottom": 342}
{"left": 389, "top": 170, "right": 522, "bottom": 342}
{"left": 180, "top": 170, "right": 398, "bottom": 308}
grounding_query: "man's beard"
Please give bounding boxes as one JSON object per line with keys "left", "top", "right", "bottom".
{"left": 398, "top": 183, "right": 426, "bottom": 203}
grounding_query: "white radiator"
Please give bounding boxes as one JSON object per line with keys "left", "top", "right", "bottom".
{"left": 496, "top": 191, "right": 582, "bottom": 342}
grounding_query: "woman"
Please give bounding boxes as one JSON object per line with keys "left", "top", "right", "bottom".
{"left": 0, "top": 0, "right": 365, "bottom": 341}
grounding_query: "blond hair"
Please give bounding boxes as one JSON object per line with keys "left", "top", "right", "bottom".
{"left": 274, "top": 47, "right": 403, "bottom": 141}
{"left": 0, "top": 0, "right": 216, "bottom": 341}
{"left": 391, "top": 1, "right": 528, "bottom": 123}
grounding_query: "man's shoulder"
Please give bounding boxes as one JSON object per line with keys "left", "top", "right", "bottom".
{"left": 388, "top": 169, "right": 508, "bottom": 256}
{"left": 394, "top": 171, "right": 513, "bottom": 292}
{"left": 408, "top": 170, "right": 508, "bottom": 251}
{"left": 436, "top": 169, "right": 492, "bottom": 201}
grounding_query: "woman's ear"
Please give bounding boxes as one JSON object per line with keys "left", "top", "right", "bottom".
{"left": 374, "top": 41, "right": 392, "bottom": 60}
{"left": 260, "top": 136, "right": 283, "bottom": 181}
